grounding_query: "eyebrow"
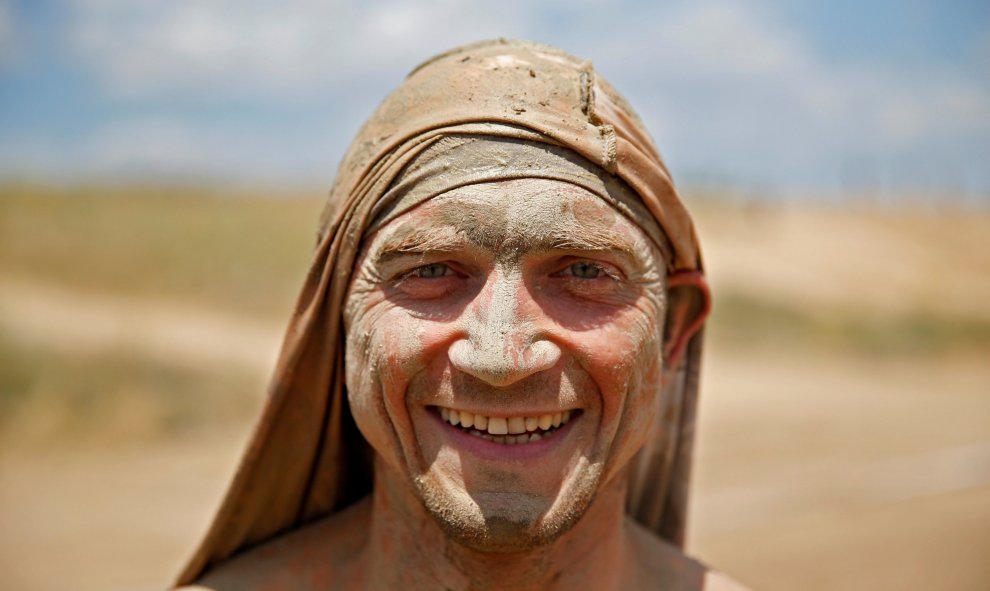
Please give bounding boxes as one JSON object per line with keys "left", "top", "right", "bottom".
{"left": 373, "top": 222, "right": 648, "bottom": 271}
{"left": 532, "top": 227, "right": 639, "bottom": 260}
{"left": 536, "top": 227, "right": 654, "bottom": 275}
{"left": 372, "top": 227, "right": 471, "bottom": 266}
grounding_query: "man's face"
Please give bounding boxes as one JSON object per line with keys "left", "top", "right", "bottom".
{"left": 344, "top": 178, "right": 666, "bottom": 551}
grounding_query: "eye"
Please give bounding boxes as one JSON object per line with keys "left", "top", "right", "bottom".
{"left": 550, "top": 259, "right": 629, "bottom": 300}
{"left": 412, "top": 263, "right": 452, "bottom": 278}
{"left": 564, "top": 261, "right": 607, "bottom": 279}
{"left": 390, "top": 262, "right": 464, "bottom": 301}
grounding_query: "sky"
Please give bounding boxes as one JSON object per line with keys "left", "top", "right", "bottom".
{"left": 1, "top": 0, "right": 988, "bottom": 199}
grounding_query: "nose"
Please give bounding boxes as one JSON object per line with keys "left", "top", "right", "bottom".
{"left": 448, "top": 269, "right": 561, "bottom": 387}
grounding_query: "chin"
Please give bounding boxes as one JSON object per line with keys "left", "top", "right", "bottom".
{"left": 412, "top": 460, "right": 604, "bottom": 552}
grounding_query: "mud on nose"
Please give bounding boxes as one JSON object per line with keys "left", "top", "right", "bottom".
{"left": 451, "top": 267, "right": 561, "bottom": 385}
{"left": 448, "top": 337, "right": 561, "bottom": 387}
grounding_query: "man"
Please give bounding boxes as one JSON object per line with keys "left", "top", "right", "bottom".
{"left": 177, "top": 39, "right": 744, "bottom": 590}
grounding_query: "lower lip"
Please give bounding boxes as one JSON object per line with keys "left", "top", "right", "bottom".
{"left": 430, "top": 409, "right": 580, "bottom": 461}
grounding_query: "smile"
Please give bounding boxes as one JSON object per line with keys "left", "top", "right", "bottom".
{"left": 434, "top": 406, "right": 576, "bottom": 445}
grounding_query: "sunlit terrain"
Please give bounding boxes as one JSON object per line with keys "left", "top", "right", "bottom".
{"left": 1, "top": 184, "right": 988, "bottom": 590}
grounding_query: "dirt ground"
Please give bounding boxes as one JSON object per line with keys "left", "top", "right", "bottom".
{"left": 1, "top": 199, "right": 988, "bottom": 590}
{"left": 1, "top": 345, "right": 986, "bottom": 591}
{"left": 691, "top": 346, "right": 990, "bottom": 590}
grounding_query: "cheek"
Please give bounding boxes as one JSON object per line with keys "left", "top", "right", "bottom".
{"left": 576, "top": 301, "right": 663, "bottom": 458}
{"left": 345, "top": 289, "right": 461, "bottom": 463}
{"left": 587, "top": 319, "right": 661, "bottom": 406}
{"left": 344, "top": 292, "right": 396, "bottom": 460}
{"left": 615, "top": 330, "right": 663, "bottom": 453}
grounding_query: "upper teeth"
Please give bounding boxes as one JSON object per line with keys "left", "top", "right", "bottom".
{"left": 438, "top": 407, "right": 572, "bottom": 435}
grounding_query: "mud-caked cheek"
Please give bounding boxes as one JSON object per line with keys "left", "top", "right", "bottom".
{"left": 569, "top": 304, "right": 663, "bottom": 478}
{"left": 342, "top": 272, "right": 417, "bottom": 456}
{"left": 344, "top": 293, "right": 407, "bottom": 468}
{"left": 348, "top": 298, "right": 465, "bottom": 473}
{"left": 612, "top": 320, "right": 664, "bottom": 476}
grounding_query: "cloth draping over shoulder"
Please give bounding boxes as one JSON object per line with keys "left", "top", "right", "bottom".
{"left": 177, "top": 38, "right": 707, "bottom": 585}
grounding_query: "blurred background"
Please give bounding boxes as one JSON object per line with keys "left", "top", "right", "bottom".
{"left": 1, "top": 1, "right": 988, "bottom": 589}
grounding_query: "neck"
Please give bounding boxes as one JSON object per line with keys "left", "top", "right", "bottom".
{"left": 362, "top": 459, "right": 636, "bottom": 591}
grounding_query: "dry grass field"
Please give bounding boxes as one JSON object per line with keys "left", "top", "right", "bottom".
{"left": 1, "top": 184, "right": 988, "bottom": 590}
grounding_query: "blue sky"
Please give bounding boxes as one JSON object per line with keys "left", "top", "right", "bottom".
{"left": 1, "top": 0, "right": 988, "bottom": 199}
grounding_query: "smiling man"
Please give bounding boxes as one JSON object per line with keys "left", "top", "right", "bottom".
{"left": 177, "top": 39, "right": 743, "bottom": 590}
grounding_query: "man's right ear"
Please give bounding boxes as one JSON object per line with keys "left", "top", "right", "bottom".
{"left": 661, "top": 271, "right": 711, "bottom": 376}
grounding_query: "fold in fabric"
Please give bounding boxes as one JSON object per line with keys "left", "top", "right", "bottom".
{"left": 366, "top": 133, "right": 672, "bottom": 266}
{"left": 177, "top": 38, "right": 707, "bottom": 585}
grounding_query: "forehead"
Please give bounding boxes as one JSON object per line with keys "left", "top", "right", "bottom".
{"left": 368, "top": 178, "right": 658, "bottom": 260}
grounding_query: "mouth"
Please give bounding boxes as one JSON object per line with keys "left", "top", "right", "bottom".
{"left": 432, "top": 405, "right": 577, "bottom": 446}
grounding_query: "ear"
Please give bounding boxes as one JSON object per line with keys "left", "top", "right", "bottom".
{"left": 662, "top": 271, "right": 711, "bottom": 377}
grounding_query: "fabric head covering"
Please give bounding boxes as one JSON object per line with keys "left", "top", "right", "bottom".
{"left": 177, "top": 38, "right": 707, "bottom": 584}
{"left": 367, "top": 133, "right": 672, "bottom": 262}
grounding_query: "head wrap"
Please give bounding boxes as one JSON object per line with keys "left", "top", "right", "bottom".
{"left": 367, "top": 133, "right": 671, "bottom": 262}
{"left": 177, "top": 38, "right": 706, "bottom": 584}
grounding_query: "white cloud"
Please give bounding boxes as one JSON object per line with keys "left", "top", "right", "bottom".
{"left": 68, "top": 0, "right": 529, "bottom": 99}
{"left": 16, "top": 0, "right": 989, "bottom": 192}
{"left": 658, "top": 1, "right": 810, "bottom": 77}
{"left": 574, "top": 1, "right": 990, "bottom": 189}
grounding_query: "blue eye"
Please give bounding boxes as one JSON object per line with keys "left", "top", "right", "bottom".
{"left": 567, "top": 262, "right": 607, "bottom": 279}
{"left": 414, "top": 263, "right": 451, "bottom": 278}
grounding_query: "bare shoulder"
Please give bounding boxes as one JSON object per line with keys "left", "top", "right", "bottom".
{"left": 626, "top": 518, "right": 750, "bottom": 591}
{"left": 186, "top": 496, "right": 372, "bottom": 591}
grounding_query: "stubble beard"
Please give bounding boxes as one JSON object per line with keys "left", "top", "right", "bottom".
{"left": 411, "top": 459, "right": 604, "bottom": 553}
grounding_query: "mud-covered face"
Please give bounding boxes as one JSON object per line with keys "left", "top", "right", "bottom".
{"left": 344, "top": 178, "right": 666, "bottom": 551}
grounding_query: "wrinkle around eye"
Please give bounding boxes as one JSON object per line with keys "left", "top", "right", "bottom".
{"left": 388, "top": 261, "right": 470, "bottom": 300}
{"left": 558, "top": 261, "right": 615, "bottom": 280}
{"left": 543, "top": 257, "right": 640, "bottom": 304}
{"left": 409, "top": 262, "right": 454, "bottom": 279}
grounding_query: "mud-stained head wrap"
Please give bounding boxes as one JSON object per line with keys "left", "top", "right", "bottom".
{"left": 177, "top": 39, "right": 708, "bottom": 584}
